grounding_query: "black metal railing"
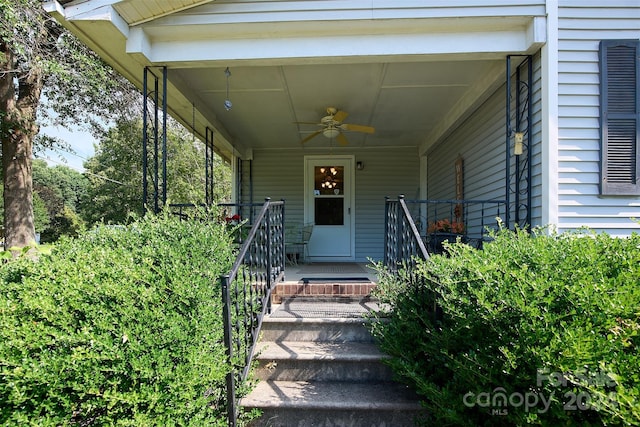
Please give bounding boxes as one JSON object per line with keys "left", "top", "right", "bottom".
{"left": 384, "top": 195, "right": 429, "bottom": 273}
{"left": 169, "top": 202, "right": 262, "bottom": 224}
{"left": 168, "top": 203, "right": 208, "bottom": 220}
{"left": 385, "top": 195, "right": 507, "bottom": 270}
{"left": 219, "top": 198, "right": 285, "bottom": 427}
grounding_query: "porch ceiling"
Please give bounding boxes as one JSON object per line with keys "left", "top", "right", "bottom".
{"left": 46, "top": 1, "right": 546, "bottom": 160}
{"left": 170, "top": 59, "right": 501, "bottom": 151}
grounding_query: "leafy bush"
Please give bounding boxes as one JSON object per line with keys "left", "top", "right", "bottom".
{"left": 0, "top": 211, "right": 237, "bottom": 426}
{"left": 370, "top": 227, "right": 640, "bottom": 426}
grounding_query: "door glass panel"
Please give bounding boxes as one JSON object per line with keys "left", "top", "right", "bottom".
{"left": 314, "top": 166, "right": 344, "bottom": 195}
{"left": 315, "top": 198, "right": 344, "bottom": 225}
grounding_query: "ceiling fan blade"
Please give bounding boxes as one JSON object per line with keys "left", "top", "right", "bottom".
{"left": 332, "top": 110, "right": 349, "bottom": 123}
{"left": 300, "top": 130, "right": 322, "bottom": 144}
{"left": 340, "top": 123, "right": 375, "bottom": 134}
{"left": 294, "top": 121, "right": 322, "bottom": 125}
{"left": 336, "top": 132, "right": 349, "bottom": 146}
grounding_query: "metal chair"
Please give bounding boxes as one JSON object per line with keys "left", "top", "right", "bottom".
{"left": 300, "top": 223, "right": 314, "bottom": 263}
{"left": 285, "top": 223, "right": 314, "bottom": 265}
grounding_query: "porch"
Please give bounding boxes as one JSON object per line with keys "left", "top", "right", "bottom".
{"left": 275, "top": 262, "right": 379, "bottom": 304}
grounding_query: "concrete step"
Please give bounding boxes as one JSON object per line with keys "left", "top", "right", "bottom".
{"left": 260, "top": 317, "right": 376, "bottom": 343}
{"left": 254, "top": 341, "right": 394, "bottom": 382}
{"left": 241, "top": 380, "right": 426, "bottom": 427}
{"left": 241, "top": 299, "right": 426, "bottom": 426}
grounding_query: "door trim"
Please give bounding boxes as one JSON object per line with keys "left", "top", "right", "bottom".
{"left": 304, "top": 155, "right": 356, "bottom": 262}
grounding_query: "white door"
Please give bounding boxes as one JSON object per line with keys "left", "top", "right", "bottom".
{"left": 304, "top": 156, "right": 355, "bottom": 261}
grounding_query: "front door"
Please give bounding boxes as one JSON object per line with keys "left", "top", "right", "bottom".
{"left": 304, "top": 155, "right": 355, "bottom": 261}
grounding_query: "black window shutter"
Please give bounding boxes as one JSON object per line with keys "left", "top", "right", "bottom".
{"left": 599, "top": 39, "right": 640, "bottom": 195}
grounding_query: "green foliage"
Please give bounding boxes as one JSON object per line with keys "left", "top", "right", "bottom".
{"left": 32, "top": 191, "right": 50, "bottom": 232}
{"left": 39, "top": 205, "right": 85, "bottom": 243}
{"left": 81, "top": 119, "right": 231, "bottom": 227}
{"left": 33, "top": 159, "right": 88, "bottom": 214}
{"left": 0, "top": 210, "right": 238, "bottom": 426}
{"left": 370, "top": 228, "right": 640, "bottom": 426}
{"left": 1, "top": 0, "right": 139, "bottom": 248}
{"left": 31, "top": 159, "right": 88, "bottom": 241}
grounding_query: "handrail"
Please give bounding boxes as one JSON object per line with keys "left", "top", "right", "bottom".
{"left": 169, "top": 202, "right": 261, "bottom": 223}
{"left": 219, "top": 198, "right": 285, "bottom": 426}
{"left": 384, "top": 195, "right": 507, "bottom": 271}
{"left": 384, "top": 195, "right": 429, "bottom": 273}
{"left": 401, "top": 197, "right": 507, "bottom": 241}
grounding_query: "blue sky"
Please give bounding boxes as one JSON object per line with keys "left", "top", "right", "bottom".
{"left": 38, "top": 124, "right": 97, "bottom": 172}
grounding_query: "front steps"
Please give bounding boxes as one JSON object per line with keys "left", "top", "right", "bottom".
{"left": 240, "top": 298, "right": 426, "bottom": 426}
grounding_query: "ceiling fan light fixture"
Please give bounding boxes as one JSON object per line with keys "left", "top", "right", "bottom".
{"left": 296, "top": 107, "right": 375, "bottom": 145}
{"left": 322, "top": 127, "right": 340, "bottom": 138}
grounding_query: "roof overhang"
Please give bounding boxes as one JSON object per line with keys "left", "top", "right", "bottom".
{"left": 45, "top": 1, "right": 547, "bottom": 160}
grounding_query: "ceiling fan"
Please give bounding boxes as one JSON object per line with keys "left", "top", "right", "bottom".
{"left": 295, "top": 107, "right": 375, "bottom": 146}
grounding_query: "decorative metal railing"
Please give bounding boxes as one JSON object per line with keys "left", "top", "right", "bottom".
{"left": 384, "top": 195, "right": 429, "bottom": 273}
{"left": 384, "top": 195, "right": 507, "bottom": 271}
{"left": 169, "top": 202, "right": 261, "bottom": 224}
{"left": 219, "top": 198, "right": 285, "bottom": 427}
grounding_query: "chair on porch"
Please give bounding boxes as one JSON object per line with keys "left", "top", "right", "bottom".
{"left": 285, "top": 223, "right": 314, "bottom": 265}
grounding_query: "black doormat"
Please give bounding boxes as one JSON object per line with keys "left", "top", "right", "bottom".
{"left": 300, "top": 277, "right": 372, "bottom": 283}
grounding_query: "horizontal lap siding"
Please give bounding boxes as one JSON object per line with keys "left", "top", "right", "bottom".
{"left": 427, "top": 85, "right": 506, "bottom": 236}
{"left": 428, "top": 87, "right": 505, "bottom": 202}
{"left": 355, "top": 147, "right": 420, "bottom": 262}
{"left": 427, "top": 52, "right": 543, "bottom": 230}
{"left": 250, "top": 147, "right": 419, "bottom": 262}
{"left": 531, "top": 53, "right": 544, "bottom": 226}
{"left": 250, "top": 150, "right": 306, "bottom": 227}
{"left": 558, "top": 1, "right": 640, "bottom": 235}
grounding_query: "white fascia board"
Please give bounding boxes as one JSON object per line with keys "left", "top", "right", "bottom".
{"left": 526, "top": 16, "right": 547, "bottom": 51}
{"left": 62, "top": 3, "right": 130, "bottom": 40}
{"left": 126, "top": 27, "right": 151, "bottom": 61}
{"left": 56, "top": 0, "right": 122, "bottom": 18}
{"left": 136, "top": 30, "right": 532, "bottom": 67}
{"left": 42, "top": 1, "right": 65, "bottom": 18}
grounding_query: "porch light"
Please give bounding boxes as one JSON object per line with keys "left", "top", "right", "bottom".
{"left": 514, "top": 132, "right": 524, "bottom": 156}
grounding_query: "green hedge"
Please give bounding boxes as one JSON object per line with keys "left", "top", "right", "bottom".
{"left": 370, "top": 227, "right": 640, "bottom": 426}
{"left": 0, "top": 212, "right": 236, "bottom": 426}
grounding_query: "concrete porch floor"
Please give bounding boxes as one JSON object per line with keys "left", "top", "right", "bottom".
{"left": 282, "top": 262, "right": 379, "bottom": 283}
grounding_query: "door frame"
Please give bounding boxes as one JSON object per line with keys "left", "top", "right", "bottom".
{"left": 304, "top": 154, "right": 356, "bottom": 262}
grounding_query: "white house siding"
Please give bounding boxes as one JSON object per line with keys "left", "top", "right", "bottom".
{"left": 426, "top": 51, "right": 544, "bottom": 233}
{"left": 427, "top": 84, "right": 507, "bottom": 236}
{"left": 353, "top": 147, "right": 420, "bottom": 262}
{"left": 248, "top": 147, "right": 419, "bottom": 262}
{"left": 527, "top": 52, "right": 544, "bottom": 228}
{"left": 557, "top": 0, "right": 640, "bottom": 235}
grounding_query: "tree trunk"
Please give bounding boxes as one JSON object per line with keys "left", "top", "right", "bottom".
{"left": 0, "top": 41, "right": 42, "bottom": 250}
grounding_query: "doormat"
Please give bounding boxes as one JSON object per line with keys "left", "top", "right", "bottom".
{"left": 295, "top": 263, "right": 367, "bottom": 274}
{"left": 300, "top": 277, "right": 372, "bottom": 284}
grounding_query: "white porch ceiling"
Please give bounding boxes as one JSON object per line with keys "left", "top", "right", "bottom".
{"left": 47, "top": 0, "right": 546, "bottom": 160}
{"left": 172, "top": 59, "right": 501, "bottom": 152}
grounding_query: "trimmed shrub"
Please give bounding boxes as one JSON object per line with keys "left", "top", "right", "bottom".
{"left": 370, "top": 227, "right": 640, "bottom": 426}
{"left": 0, "top": 212, "right": 236, "bottom": 426}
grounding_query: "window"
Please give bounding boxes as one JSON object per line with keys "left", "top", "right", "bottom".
{"left": 599, "top": 39, "right": 640, "bottom": 195}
